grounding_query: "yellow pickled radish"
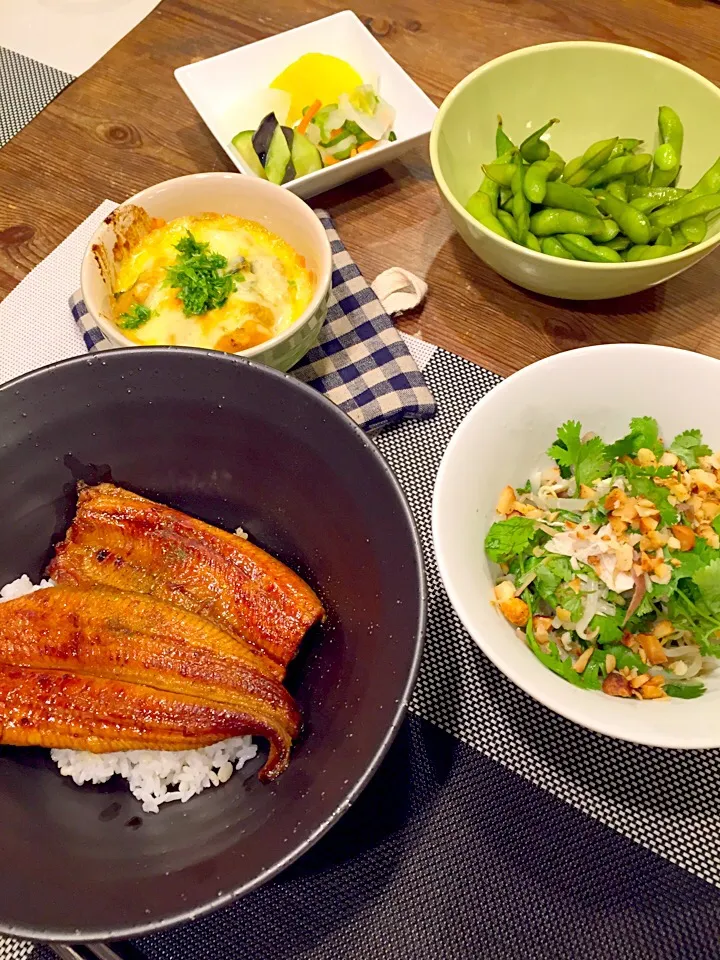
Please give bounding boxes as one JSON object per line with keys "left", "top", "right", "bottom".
{"left": 270, "top": 53, "right": 363, "bottom": 125}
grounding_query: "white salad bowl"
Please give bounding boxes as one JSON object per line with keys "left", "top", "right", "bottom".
{"left": 80, "top": 172, "right": 332, "bottom": 372}
{"left": 433, "top": 343, "right": 720, "bottom": 749}
{"left": 174, "top": 10, "right": 437, "bottom": 199}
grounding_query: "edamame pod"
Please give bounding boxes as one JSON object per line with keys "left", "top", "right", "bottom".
{"left": 511, "top": 164, "right": 530, "bottom": 241}
{"left": 477, "top": 176, "right": 500, "bottom": 215}
{"left": 482, "top": 161, "right": 518, "bottom": 187}
{"left": 519, "top": 118, "right": 559, "bottom": 163}
{"left": 529, "top": 208, "right": 605, "bottom": 237}
{"left": 608, "top": 138, "right": 643, "bottom": 160}
{"left": 546, "top": 151, "right": 565, "bottom": 179}
{"left": 524, "top": 156, "right": 564, "bottom": 203}
{"left": 650, "top": 193, "right": 720, "bottom": 228}
{"left": 655, "top": 227, "right": 673, "bottom": 247}
{"left": 562, "top": 156, "right": 585, "bottom": 181}
{"left": 497, "top": 210, "right": 519, "bottom": 242}
{"left": 524, "top": 232, "right": 542, "bottom": 252}
{"left": 543, "top": 181, "right": 601, "bottom": 218}
{"left": 606, "top": 180, "right": 628, "bottom": 202}
{"left": 680, "top": 216, "right": 707, "bottom": 244}
{"left": 583, "top": 154, "right": 652, "bottom": 188}
{"left": 652, "top": 106, "right": 683, "bottom": 187}
{"left": 581, "top": 137, "right": 619, "bottom": 170}
{"left": 557, "top": 234, "right": 623, "bottom": 262}
{"left": 625, "top": 244, "right": 674, "bottom": 261}
{"left": 541, "top": 237, "right": 576, "bottom": 259}
{"left": 685, "top": 156, "right": 720, "bottom": 201}
{"left": 591, "top": 218, "right": 620, "bottom": 242}
{"left": 465, "top": 190, "right": 513, "bottom": 240}
{"left": 602, "top": 236, "right": 632, "bottom": 251}
{"left": 496, "top": 115, "right": 515, "bottom": 157}
{"left": 627, "top": 185, "right": 688, "bottom": 201}
{"left": 596, "top": 193, "right": 651, "bottom": 244}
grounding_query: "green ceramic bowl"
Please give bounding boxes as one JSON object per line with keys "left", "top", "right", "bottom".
{"left": 431, "top": 42, "right": 720, "bottom": 300}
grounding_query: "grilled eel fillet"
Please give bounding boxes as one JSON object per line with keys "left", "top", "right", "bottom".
{"left": 48, "top": 483, "right": 324, "bottom": 677}
{"left": 0, "top": 586, "right": 301, "bottom": 781}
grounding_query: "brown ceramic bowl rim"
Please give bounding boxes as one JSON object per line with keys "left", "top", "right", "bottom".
{"left": 0, "top": 346, "right": 427, "bottom": 943}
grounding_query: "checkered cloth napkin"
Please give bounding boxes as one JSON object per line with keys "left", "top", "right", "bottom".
{"left": 69, "top": 210, "right": 435, "bottom": 431}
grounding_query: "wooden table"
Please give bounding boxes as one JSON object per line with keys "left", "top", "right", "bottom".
{"left": 2, "top": 0, "right": 720, "bottom": 378}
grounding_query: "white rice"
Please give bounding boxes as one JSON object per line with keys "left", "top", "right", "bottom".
{"left": 0, "top": 574, "right": 258, "bottom": 813}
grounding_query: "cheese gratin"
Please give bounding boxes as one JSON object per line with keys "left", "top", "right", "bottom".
{"left": 111, "top": 212, "right": 314, "bottom": 352}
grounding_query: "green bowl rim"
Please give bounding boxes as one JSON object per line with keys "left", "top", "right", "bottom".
{"left": 430, "top": 40, "right": 720, "bottom": 269}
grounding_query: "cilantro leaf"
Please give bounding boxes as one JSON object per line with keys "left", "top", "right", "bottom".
{"left": 692, "top": 558, "right": 720, "bottom": 614}
{"left": 547, "top": 420, "right": 609, "bottom": 487}
{"left": 591, "top": 610, "right": 625, "bottom": 645}
{"left": 164, "top": 231, "right": 236, "bottom": 317}
{"left": 606, "top": 416, "right": 662, "bottom": 459}
{"left": 485, "top": 517, "right": 537, "bottom": 564}
{"left": 665, "top": 681, "right": 706, "bottom": 699}
{"left": 118, "top": 303, "right": 153, "bottom": 330}
{"left": 555, "top": 583, "right": 584, "bottom": 621}
{"left": 618, "top": 465, "right": 678, "bottom": 526}
{"left": 533, "top": 555, "right": 574, "bottom": 605}
{"left": 669, "top": 429, "right": 712, "bottom": 469}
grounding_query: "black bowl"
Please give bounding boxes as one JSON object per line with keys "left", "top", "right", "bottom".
{"left": 0, "top": 348, "right": 425, "bottom": 941}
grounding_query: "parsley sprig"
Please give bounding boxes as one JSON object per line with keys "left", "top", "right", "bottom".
{"left": 164, "top": 232, "right": 236, "bottom": 317}
{"left": 118, "top": 303, "right": 154, "bottom": 330}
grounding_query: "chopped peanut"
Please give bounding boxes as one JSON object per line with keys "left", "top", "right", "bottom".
{"left": 637, "top": 448, "right": 657, "bottom": 467}
{"left": 670, "top": 524, "right": 696, "bottom": 552}
{"left": 494, "top": 581, "right": 515, "bottom": 603}
{"left": 609, "top": 516, "right": 629, "bottom": 536}
{"left": 659, "top": 451, "right": 679, "bottom": 468}
{"left": 639, "top": 516, "right": 659, "bottom": 533}
{"left": 670, "top": 483, "right": 690, "bottom": 502}
{"left": 651, "top": 563, "right": 672, "bottom": 585}
{"left": 499, "top": 598, "right": 529, "bottom": 627}
{"left": 671, "top": 660, "right": 688, "bottom": 677}
{"left": 689, "top": 469, "right": 718, "bottom": 492}
{"left": 667, "top": 536, "right": 681, "bottom": 551}
{"left": 605, "top": 653, "right": 616, "bottom": 674}
{"left": 703, "top": 501, "right": 720, "bottom": 522}
{"left": 698, "top": 525, "right": 720, "bottom": 550}
{"left": 496, "top": 485, "right": 516, "bottom": 515}
{"left": 602, "top": 671, "right": 632, "bottom": 698}
{"left": 647, "top": 675, "right": 665, "bottom": 687}
{"left": 614, "top": 542, "right": 634, "bottom": 572}
{"left": 640, "top": 684, "right": 666, "bottom": 700}
{"left": 573, "top": 647, "right": 594, "bottom": 673}
{"left": 533, "top": 616, "right": 553, "bottom": 639}
{"left": 568, "top": 578, "right": 582, "bottom": 594}
{"left": 555, "top": 606, "right": 572, "bottom": 622}
{"left": 579, "top": 483, "right": 596, "bottom": 499}
{"left": 605, "top": 488, "right": 627, "bottom": 511}
{"left": 653, "top": 620, "right": 674, "bottom": 639}
{"left": 636, "top": 633, "right": 669, "bottom": 665}
{"left": 630, "top": 673, "right": 650, "bottom": 688}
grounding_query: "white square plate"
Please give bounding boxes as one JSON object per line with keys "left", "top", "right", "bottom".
{"left": 175, "top": 10, "right": 437, "bottom": 199}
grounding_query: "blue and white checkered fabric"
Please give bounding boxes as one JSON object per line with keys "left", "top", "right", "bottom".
{"left": 68, "top": 209, "right": 435, "bottom": 431}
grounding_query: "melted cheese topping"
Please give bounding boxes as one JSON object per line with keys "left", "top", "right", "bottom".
{"left": 112, "top": 213, "right": 314, "bottom": 352}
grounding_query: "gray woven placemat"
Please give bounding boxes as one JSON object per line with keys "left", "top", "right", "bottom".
{"left": 0, "top": 47, "right": 74, "bottom": 148}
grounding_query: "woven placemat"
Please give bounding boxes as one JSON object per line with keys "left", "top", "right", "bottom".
{"left": 7, "top": 346, "right": 720, "bottom": 959}
{"left": 0, "top": 47, "right": 74, "bottom": 148}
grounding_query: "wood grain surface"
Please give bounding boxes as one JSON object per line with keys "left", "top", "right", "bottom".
{"left": 2, "top": 0, "right": 720, "bottom": 376}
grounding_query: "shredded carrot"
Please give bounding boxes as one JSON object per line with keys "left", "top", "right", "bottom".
{"left": 356, "top": 139, "right": 379, "bottom": 154}
{"left": 323, "top": 155, "right": 339, "bottom": 166}
{"left": 329, "top": 128, "right": 343, "bottom": 138}
{"left": 297, "top": 99, "right": 322, "bottom": 136}
{"left": 350, "top": 147, "right": 358, "bottom": 157}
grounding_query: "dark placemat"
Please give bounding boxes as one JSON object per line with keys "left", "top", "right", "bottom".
{"left": 0, "top": 47, "right": 74, "bottom": 148}
{"left": 13, "top": 346, "right": 720, "bottom": 959}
